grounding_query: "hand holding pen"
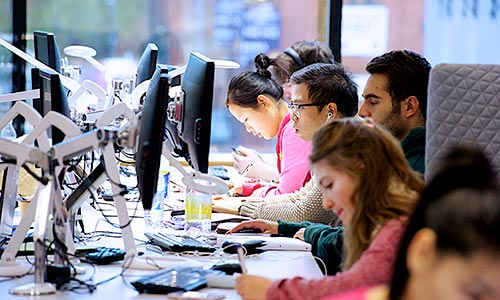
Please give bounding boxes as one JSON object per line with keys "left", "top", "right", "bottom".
{"left": 232, "top": 146, "right": 261, "bottom": 177}
{"left": 225, "top": 163, "right": 254, "bottom": 197}
{"left": 240, "top": 163, "right": 253, "bottom": 178}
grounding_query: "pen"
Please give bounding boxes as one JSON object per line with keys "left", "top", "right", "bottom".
{"left": 241, "top": 163, "right": 253, "bottom": 177}
{"left": 236, "top": 246, "right": 247, "bottom": 274}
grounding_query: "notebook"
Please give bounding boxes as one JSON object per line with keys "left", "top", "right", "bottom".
{"left": 216, "top": 234, "right": 312, "bottom": 251}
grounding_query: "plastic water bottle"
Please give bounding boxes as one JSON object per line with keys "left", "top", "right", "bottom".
{"left": 1, "top": 121, "right": 17, "bottom": 140}
{"left": 159, "top": 157, "right": 170, "bottom": 199}
{"left": 145, "top": 161, "right": 169, "bottom": 232}
{"left": 150, "top": 188, "right": 164, "bottom": 231}
{"left": 184, "top": 181, "right": 212, "bottom": 238}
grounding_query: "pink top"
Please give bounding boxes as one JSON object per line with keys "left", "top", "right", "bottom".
{"left": 321, "top": 285, "right": 382, "bottom": 300}
{"left": 241, "top": 112, "right": 311, "bottom": 197}
{"left": 266, "top": 218, "right": 407, "bottom": 300}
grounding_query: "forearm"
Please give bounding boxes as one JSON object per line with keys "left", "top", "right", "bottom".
{"left": 304, "top": 224, "right": 343, "bottom": 275}
{"left": 257, "top": 161, "right": 280, "bottom": 182}
{"left": 249, "top": 197, "right": 336, "bottom": 223}
{"left": 277, "top": 220, "right": 313, "bottom": 237}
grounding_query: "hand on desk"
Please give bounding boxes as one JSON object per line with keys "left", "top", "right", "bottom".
{"left": 212, "top": 196, "right": 244, "bottom": 215}
{"left": 227, "top": 180, "right": 244, "bottom": 197}
{"left": 226, "top": 219, "right": 278, "bottom": 235}
{"left": 235, "top": 274, "right": 272, "bottom": 300}
{"left": 293, "top": 228, "right": 306, "bottom": 241}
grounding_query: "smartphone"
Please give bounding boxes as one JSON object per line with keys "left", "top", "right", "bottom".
{"left": 231, "top": 147, "right": 242, "bottom": 155}
{"left": 167, "top": 291, "right": 225, "bottom": 300}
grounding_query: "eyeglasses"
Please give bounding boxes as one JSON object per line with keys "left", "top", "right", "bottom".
{"left": 288, "top": 102, "right": 331, "bottom": 118}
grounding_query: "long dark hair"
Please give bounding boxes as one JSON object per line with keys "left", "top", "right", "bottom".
{"left": 389, "top": 147, "right": 500, "bottom": 300}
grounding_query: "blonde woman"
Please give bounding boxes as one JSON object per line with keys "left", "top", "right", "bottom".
{"left": 235, "top": 119, "right": 425, "bottom": 300}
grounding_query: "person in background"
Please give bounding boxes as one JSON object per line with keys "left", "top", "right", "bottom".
{"left": 225, "top": 53, "right": 311, "bottom": 197}
{"left": 322, "top": 147, "right": 500, "bottom": 300}
{"left": 234, "top": 119, "right": 425, "bottom": 300}
{"left": 359, "top": 50, "right": 431, "bottom": 174}
{"left": 270, "top": 40, "right": 336, "bottom": 101}
{"left": 214, "top": 63, "right": 359, "bottom": 226}
{"left": 233, "top": 40, "right": 335, "bottom": 179}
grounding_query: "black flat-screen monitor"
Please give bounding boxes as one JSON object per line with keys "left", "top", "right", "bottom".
{"left": 136, "top": 43, "right": 159, "bottom": 87}
{"left": 34, "top": 68, "right": 70, "bottom": 144}
{"left": 34, "top": 30, "right": 62, "bottom": 73}
{"left": 135, "top": 65, "right": 170, "bottom": 210}
{"left": 165, "top": 52, "right": 215, "bottom": 173}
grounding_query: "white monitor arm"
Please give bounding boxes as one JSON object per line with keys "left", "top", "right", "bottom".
{"left": 0, "top": 37, "right": 80, "bottom": 93}
{"left": 162, "top": 146, "right": 228, "bottom": 195}
{"left": 68, "top": 79, "right": 108, "bottom": 113}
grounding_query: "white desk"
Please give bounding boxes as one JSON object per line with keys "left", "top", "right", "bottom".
{"left": 0, "top": 201, "right": 323, "bottom": 299}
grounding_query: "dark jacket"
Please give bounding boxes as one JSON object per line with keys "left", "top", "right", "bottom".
{"left": 401, "top": 127, "right": 426, "bottom": 175}
{"left": 278, "top": 220, "right": 343, "bottom": 275}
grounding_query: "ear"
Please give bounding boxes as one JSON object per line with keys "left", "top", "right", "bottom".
{"left": 406, "top": 228, "right": 437, "bottom": 276}
{"left": 403, "top": 96, "right": 420, "bottom": 118}
{"left": 327, "top": 102, "right": 338, "bottom": 118}
{"left": 257, "top": 94, "right": 272, "bottom": 110}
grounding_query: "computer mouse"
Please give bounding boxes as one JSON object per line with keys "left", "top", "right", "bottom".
{"left": 210, "top": 262, "right": 242, "bottom": 275}
{"left": 221, "top": 239, "right": 266, "bottom": 254}
{"left": 236, "top": 228, "right": 263, "bottom": 234}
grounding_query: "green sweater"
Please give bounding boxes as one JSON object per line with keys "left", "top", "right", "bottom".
{"left": 278, "top": 220, "right": 343, "bottom": 275}
{"left": 401, "top": 127, "right": 426, "bottom": 175}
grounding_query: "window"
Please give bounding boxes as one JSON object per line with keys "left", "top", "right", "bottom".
{"left": 2, "top": 0, "right": 499, "bottom": 154}
{"left": 22, "top": 0, "right": 327, "bottom": 154}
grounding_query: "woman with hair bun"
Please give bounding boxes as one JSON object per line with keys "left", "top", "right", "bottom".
{"left": 224, "top": 53, "right": 311, "bottom": 197}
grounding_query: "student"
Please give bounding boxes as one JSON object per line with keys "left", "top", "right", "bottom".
{"left": 233, "top": 40, "right": 335, "bottom": 179}
{"left": 323, "top": 147, "right": 500, "bottom": 300}
{"left": 359, "top": 50, "right": 431, "bottom": 174}
{"left": 234, "top": 119, "right": 425, "bottom": 300}
{"left": 269, "top": 40, "right": 336, "bottom": 101}
{"left": 225, "top": 53, "right": 312, "bottom": 197}
{"left": 214, "top": 63, "right": 359, "bottom": 225}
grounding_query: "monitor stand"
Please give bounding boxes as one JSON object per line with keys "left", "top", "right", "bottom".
{"left": 11, "top": 184, "right": 56, "bottom": 296}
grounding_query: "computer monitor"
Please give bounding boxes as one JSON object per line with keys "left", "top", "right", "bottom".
{"left": 135, "top": 43, "right": 159, "bottom": 87}
{"left": 135, "top": 65, "right": 170, "bottom": 210}
{"left": 165, "top": 52, "right": 215, "bottom": 173}
{"left": 35, "top": 68, "right": 70, "bottom": 144}
{"left": 33, "top": 30, "right": 62, "bottom": 73}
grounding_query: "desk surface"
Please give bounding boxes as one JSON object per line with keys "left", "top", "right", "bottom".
{"left": 1, "top": 201, "right": 323, "bottom": 299}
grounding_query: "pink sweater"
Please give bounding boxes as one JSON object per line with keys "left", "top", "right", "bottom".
{"left": 241, "top": 112, "right": 311, "bottom": 197}
{"left": 266, "top": 218, "right": 407, "bottom": 300}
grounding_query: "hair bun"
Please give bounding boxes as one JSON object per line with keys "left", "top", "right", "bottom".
{"left": 254, "top": 53, "right": 272, "bottom": 78}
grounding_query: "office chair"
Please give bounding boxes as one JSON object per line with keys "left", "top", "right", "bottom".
{"left": 425, "top": 63, "right": 500, "bottom": 181}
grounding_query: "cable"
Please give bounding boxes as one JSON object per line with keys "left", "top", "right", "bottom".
{"left": 312, "top": 255, "right": 328, "bottom": 276}
{"left": 21, "top": 163, "right": 49, "bottom": 185}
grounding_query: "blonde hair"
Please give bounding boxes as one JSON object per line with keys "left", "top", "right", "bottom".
{"left": 309, "top": 119, "right": 425, "bottom": 269}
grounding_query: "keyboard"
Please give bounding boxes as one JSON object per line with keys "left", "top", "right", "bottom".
{"left": 145, "top": 232, "right": 216, "bottom": 253}
{"left": 131, "top": 267, "right": 224, "bottom": 294}
{"left": 84, "top": 247, "right": 126, "bottom": 265}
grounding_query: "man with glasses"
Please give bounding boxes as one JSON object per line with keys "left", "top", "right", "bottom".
{"left": 288, "top": 63, "right": 359, "bottom": 141}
